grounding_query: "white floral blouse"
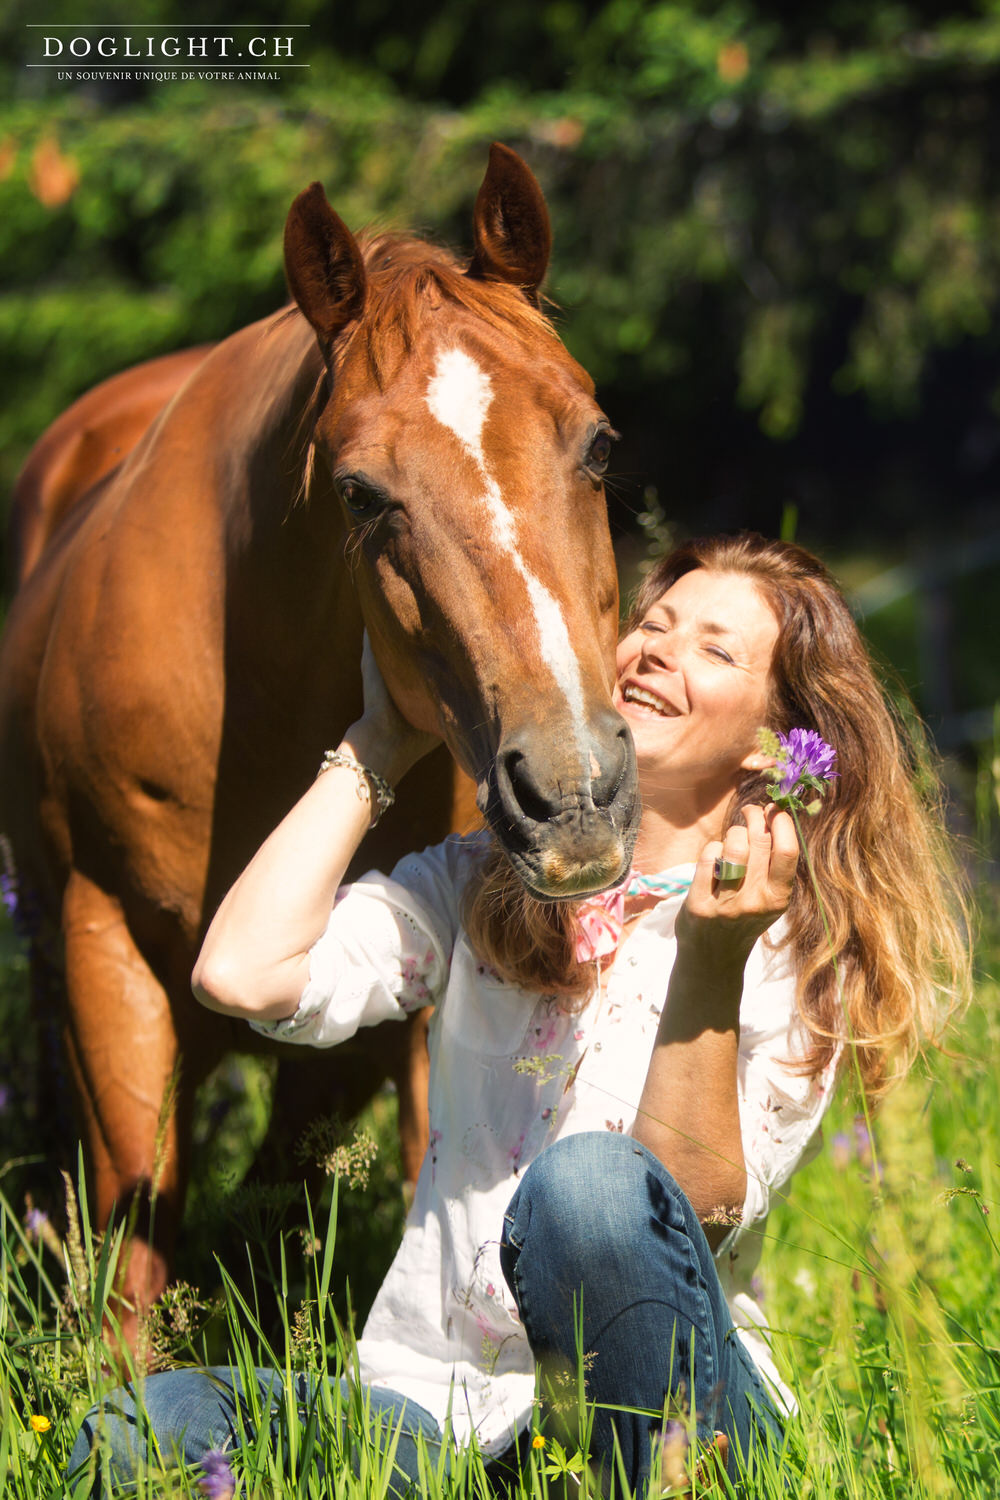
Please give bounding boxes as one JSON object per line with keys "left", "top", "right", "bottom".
{"left": 251, "top": 832, "right": 837, "bottom": 1454}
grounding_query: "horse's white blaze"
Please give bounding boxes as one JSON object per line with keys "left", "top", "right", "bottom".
{"left": 425, "top": 346, "right": 493, "bottom": 458}
{"left": 425, "top": 346, "right": 590, "bottom": 774}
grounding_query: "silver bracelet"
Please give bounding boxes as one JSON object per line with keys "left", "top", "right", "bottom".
{"left": 317, "top": 749, "right": 396, "bottom": 827}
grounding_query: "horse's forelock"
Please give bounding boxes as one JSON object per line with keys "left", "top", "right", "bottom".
{"left": 279, "top": 230, "right": 564, "bottom": 478}
{"left": 349, "top": 232, "right": 560, "bottom": 389}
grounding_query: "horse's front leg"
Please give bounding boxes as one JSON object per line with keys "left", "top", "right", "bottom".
{"left": 388, "top": 1010, "right": 431, "bottom": 1193}
{"left": 61, "top": 869, "right": 193, "bottom": 1363}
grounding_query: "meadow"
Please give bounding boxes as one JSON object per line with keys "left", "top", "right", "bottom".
{"left": 1, "top": 875, "right": 998, "bottom": 1497}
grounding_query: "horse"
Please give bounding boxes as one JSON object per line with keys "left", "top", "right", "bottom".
{"left": 0, "top": 143, "right": 639, "bottom": 1352}
{"left": 8, "top": 345, "right": 213, "bottom": 587}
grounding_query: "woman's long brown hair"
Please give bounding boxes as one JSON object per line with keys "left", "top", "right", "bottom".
{"left": 463, "top": 532, "right": 972, "bottom": 1098}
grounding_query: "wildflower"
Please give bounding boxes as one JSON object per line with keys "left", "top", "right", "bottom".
{"left": 198, "top": 1449, "right": 235, "bottom": 1499}
{"left": 1, "top": 869, "right": 19, "bottom": 922}
{"left": 831, "top": 1132, "right": 851, "bottom": 1171}
{"left": 29, "top": 1414, "right": 51, "bottom": 1434}
{"left": 532, "top": 1434, "right": 546, "bottom": 1450}
{"left": 758, "top": 726, "right": 838, "bottom": 816}
{"left": 658, "top": 1420, "right": 689, "bottom": 1491}
{"left": 24, "top": 1206, "right": 49, "bottom": 1240}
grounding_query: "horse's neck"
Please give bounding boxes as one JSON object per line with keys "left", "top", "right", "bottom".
{"left": 206, "top": 313, "right": 363, "bottom": 736}
{"left": 213, "top": 312, "right": 326, "bottom": 518}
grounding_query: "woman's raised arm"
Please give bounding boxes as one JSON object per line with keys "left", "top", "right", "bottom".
{"left": 633, "top": 804, "right": 798, "bottom": 1247}
{"left": 192, "top": 640, "right": 438, "bottom": 1022}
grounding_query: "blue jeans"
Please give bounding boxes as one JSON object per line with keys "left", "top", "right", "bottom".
{"left": 69, "top": 1134, "right": 781, "bottom": 1495}
{"left": 500, "top": 1132, "right": 783, "bottom": 1492}
{"left": 67, "top": 1369, "right": 461, "bottom": 1497}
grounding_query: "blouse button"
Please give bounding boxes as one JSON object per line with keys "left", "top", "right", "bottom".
{"left": 594, "top": 1041, "right": 603, "bottom": 1052}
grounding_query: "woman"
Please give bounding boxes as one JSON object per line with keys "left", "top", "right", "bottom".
{"left": 69, "top": 533, "right": 968, "bottom": 1496}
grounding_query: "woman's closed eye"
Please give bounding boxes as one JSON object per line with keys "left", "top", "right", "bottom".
{"left": 705, "top": 644, "right": 735, "bottom": 664}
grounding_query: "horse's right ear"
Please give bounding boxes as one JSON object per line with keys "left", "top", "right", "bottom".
{"left": 284, "top": 182, "right": 367, "bottom": 352}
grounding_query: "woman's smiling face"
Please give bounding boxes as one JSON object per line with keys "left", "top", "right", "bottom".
{"left": 613, "top": 569, "right": 780, "bottom": 800}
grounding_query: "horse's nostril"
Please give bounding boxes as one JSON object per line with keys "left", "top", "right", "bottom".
{"left": 500, "top": 748, "right": 554, "bottom": 825}
{"left": 496, "top": 718, "right": 637, "bottom": 830}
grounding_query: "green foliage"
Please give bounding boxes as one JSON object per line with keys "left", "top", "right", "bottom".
{"left": 2, "top": 3, "right": 1000, "bottom": 552}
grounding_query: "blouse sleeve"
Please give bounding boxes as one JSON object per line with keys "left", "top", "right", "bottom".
{"left": 717, "top": 928, "right": 840, "bottom": 1257}
{"left": 247, "top": 834, "right": 482, "bottom": 1049}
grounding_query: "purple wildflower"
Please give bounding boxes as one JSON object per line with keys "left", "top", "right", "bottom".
{"left": 198, "top": 1450, "right": 235, "bottom": 1499}
{"left": 24, "top": 1207, "right": 48, "bottom": 1240}
{"left": 658, "top": 1420, "right": 690, "bottom": 1489}
{"left": 831, "top": 1132, "right": 851, "bottom": 1171}
{"left": 0, "top": 1083, "right": 11, "bottom": 1114}
{"left": 0, "top": 871, "right": 18, "bottom": 923}
{"left": 760, "top": 726, "right": 838, "bottom": 816}
{"left": 776, "top": 728, "right": 837, "bottom": 794}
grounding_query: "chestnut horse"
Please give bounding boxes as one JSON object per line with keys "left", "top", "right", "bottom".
{"left": 0, "top": 144, "right": 638, "bottom": 1348}
{"left": 8, "top": 346, "right": 213, "bottom": 587}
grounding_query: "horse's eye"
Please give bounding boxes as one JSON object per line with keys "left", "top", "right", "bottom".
{"left": 585, "top": 429, "right": 616, "bottom": 476}
{"left": 339, "top": 478, "right": 381, "bottom": 516}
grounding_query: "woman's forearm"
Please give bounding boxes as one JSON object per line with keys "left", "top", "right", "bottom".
{"left": 633, "top": 944, "right": 747, "bottom": 1247}
{"left": 191, "top": 729, "right": 399, "bottom": 1022}
{"left": 632, "top": 805, "right": 797, "bottom": 1245}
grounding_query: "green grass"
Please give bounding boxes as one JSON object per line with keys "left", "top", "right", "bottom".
{"left": 1, "top": 904, "right": 998, "bottom": 1497}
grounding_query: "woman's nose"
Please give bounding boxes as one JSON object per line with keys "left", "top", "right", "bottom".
{"left": 639, "top": 631, "right": 679, "bottom": 670}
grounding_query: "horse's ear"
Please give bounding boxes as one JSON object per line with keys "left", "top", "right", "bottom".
{"left": 284, "top": 182, "right": 367, "bottom": 352}
{"left": 468, "top": 143, "right": 552, "bottom": 304}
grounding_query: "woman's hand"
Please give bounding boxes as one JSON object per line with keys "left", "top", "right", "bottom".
{"left": 344, "top": 634, "right": 441, "bottom": 785}
{"left": 676, "top": 804, "right": 799, "bottom": 974}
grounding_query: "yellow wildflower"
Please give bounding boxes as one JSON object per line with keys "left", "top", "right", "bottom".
{"left": 30, "top": 1414, "right": 51, "bottom": 1433}
{"left": 532, "top": 1434, "right": 546, "bottom": 1450}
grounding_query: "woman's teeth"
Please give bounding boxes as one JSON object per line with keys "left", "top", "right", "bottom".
{"left": 623, "top": 685, "right": 675, "bottom": 716}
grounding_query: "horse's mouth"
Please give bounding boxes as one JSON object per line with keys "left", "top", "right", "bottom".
{"left": 473, "top": 709, "right": 640, "bottom": 899}
{"left": 503, "top": 837, "right": 634, "bottom": 902}
{"left": 484, "top": 786, "right": 639, "bottom": 902}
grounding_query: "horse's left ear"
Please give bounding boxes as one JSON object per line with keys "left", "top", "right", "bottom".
{"left": 284, "top": 182, "right": 367, "bottom": 354}
{"left": 468, "top": 143, "right": 552, "bottom": 304}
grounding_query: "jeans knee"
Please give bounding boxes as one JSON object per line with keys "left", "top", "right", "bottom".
{"left": 505, "top": 1132, "right": 684, "bottom": 1283}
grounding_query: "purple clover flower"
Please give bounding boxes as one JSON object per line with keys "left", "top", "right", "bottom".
{"left": 775, "top": 728, "right": 837, "bottom": 794}
{"left": 198, "top": 1450, "right": 235, "bottom": 1499}
{"left": 760, "top": 726, "right": 838, "bottom": 816}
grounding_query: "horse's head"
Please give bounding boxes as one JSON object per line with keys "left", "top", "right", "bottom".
{"left": 283, "top": 144, "right": 639, "bottom": 899}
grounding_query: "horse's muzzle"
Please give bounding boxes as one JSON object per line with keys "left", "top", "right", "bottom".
{"left": 483, "top": 712, "right": 640, "bottom": 899}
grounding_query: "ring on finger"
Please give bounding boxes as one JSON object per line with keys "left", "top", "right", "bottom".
{"left": 713, "top": 857, "right": 748, "bottom": 884}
